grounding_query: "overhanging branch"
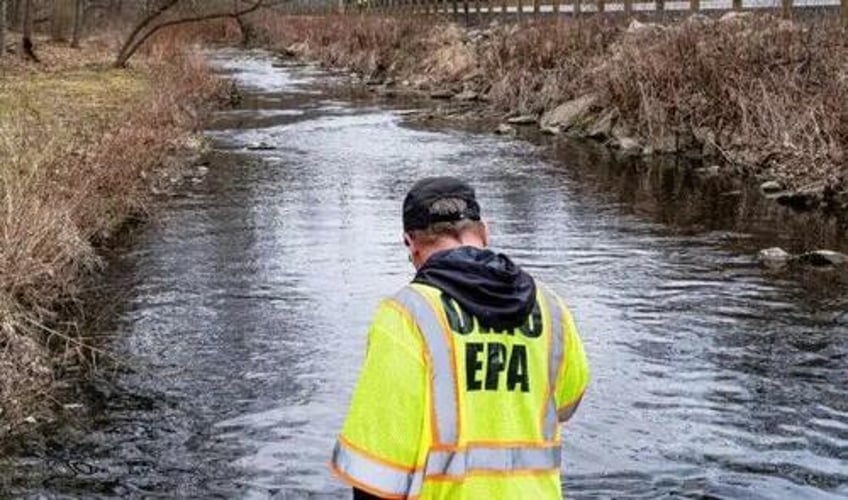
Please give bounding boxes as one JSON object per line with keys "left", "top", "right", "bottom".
{"left": 114, "top": 0, "right": 265, "bottom": 68}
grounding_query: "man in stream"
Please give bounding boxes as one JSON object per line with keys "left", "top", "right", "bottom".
{"left": 330, "top": 176, "right": 590, "bottom": 499}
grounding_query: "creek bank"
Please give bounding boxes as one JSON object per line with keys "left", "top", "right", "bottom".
{"left": 254, "top": 12, "right": 848, "bottom": 218}
{"left": 0, "top": 40, "right": 229, "bottom": 439}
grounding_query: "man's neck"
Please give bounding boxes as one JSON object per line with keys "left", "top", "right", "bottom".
{"left": 419, "top": 238, "right": 485, "bottom": 267}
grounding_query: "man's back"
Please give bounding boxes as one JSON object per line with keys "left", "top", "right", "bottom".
{"left": 330, "top": 177, "right": 589, "bottom": 499}
{"left": 332, "top": 247, "right": 588, "bottom": 499}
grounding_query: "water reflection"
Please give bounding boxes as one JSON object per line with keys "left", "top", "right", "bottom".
{"left": 545, "top": 139, "right": 848, "bottom": 253}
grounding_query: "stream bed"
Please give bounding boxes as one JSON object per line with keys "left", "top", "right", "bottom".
{"left": 3, "top": 49, "right": 847, "bottom": 499}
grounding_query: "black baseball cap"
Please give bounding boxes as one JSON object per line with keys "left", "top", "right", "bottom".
{"left": 403, "top": 176, "right": 481, "bottom": 232}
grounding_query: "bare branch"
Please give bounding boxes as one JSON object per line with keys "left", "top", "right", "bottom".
{"left": 114, "top": 0, "right": 265, "bottom": 68}
{"left": 114, "top": 0, "right": 180, "bottom": 67}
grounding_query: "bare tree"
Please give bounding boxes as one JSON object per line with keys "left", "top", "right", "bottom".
{"left": 7, "top": 0, "right": 17, "bottom": 28}
{"left": 0, "top": 0, "right": 7, "bottom": 59}
{"left": 52, "top": 0, "right": 75, "bottom": 41}
{"left": 21, "top": 0, "right": 37, "bottom": 61}
{"left": 113, "top": 0, "right": 264, "bottom": 68}
{"left": 70, "top": 0, "right": 83, "bottom": 47}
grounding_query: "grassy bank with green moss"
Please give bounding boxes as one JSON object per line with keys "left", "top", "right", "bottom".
{"left": 0, "top": 36, "right": 226, "bottom": 436}
{"left": 251, "top": 12, "right": 848, "bottom": 213}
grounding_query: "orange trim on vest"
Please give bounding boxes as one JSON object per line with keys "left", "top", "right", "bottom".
{"left": 558, "top": 389, "right": 586, "bottom": 413}
{"left": 554, "top": 295, "right": 570, "bottom": 403}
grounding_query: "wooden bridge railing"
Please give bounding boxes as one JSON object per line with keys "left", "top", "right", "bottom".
{"left": 277, "top": 0, "right": 848, "bottom": 23}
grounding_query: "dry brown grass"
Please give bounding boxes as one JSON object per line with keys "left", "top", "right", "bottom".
{"left": 0, "top": 35, "right": 224, "bottom": 433}
{"left": 251, "top": 14, "right": 432, "bottom": 77}
{"left": 255, "top": 12, "right": 848, "bottom": 195}
{"left": 250, "top": 14, "right": 618, "bottom": 115}
{"left": 589, "top": 15, "right": 848, "bottom": 189}
{"left": 476, "top": 18, "right": 620, "bottom": 114}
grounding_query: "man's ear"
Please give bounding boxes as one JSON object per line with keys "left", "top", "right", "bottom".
{"left": 404, "top": 232, "right": 417, "bottom": 256}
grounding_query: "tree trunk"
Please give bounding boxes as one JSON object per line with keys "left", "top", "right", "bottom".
{"left": 52, "top": 0, "right": 75, "bottom": 41}
{"left": 8, "top": 0, "right": 16, "bottom": 29}
{"left": 843, "top": 0, "right": 848, "bottom": 27}
{"left": 233, "top": 0, "right": 253, "bottom": 46}
{"left": 21, "top": 0, "right": 37, "bottom": 61}
{"left": 0, "top": 0, "right": 7, "bottom": 59}
{"left": 70, "top": 0, "right": 83, "bottom": 47}
{"left": 235, "top": 15, "right": 254, "bottom": 47}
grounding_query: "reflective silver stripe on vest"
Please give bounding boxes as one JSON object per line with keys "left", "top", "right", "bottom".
{"left": 393, "top": 286, "right": 459, "bottom": 445}
{"left": 425, "top": 445, "right": 561, "bottom": 477}
{"left": 331, "top": 440, "right": 423, "bottom": 497}
{"left": 542, "top": 288, "right": 565, "bottom": 440}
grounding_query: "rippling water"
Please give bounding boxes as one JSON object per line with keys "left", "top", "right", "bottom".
{"left": 3, "top": 49, "right": 847, "bottom": 499}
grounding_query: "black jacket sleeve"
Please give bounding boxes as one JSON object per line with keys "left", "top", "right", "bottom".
{"left": 353, "top": 487, "right": 383, "bottom": 499}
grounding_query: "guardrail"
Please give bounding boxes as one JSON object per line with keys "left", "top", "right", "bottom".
{"left": 278, "top": 0, "right": 848, "bottom": 21}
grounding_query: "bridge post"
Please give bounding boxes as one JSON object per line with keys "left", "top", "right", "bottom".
{"left": 623, "top": 0, "right": 632, "bottom": 16}
{"left": 656, "top": 0, "right": 664, "bottom": 12}
{"left": 533, "top": 0, "right": 539, "bottom": 17}
{"left": 689, "top": 0, "right": 699, "bottom": 12}
{"left": 781, "top": 0, "right": 793, "bottom": 18}
{"left": 843, "top": 0, "right": 848, "bottom": 25}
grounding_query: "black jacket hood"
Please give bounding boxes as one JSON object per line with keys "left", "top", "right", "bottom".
{"left": 413, "top": 246, "right": 536, "bottom": 331}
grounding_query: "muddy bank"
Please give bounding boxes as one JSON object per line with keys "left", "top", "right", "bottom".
{"left": 249, "top": 12, "right": 848, "bottom": 217}
{"left": 0, "top": 39, "right": 229, "bottom": 437}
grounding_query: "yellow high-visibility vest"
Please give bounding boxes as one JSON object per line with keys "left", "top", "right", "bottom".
{"left": 331, "top": 282, "right": 589, "bottom": 499}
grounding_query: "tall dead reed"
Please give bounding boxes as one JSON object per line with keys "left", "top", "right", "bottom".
{"left": 251, "top": 14, "right": 432, "bottom": 77}
{"left": 478, "top": 18, "right": 619, "bottom": 114}
{"left": 590, "top": 15, "right": 848, "bottom": 187}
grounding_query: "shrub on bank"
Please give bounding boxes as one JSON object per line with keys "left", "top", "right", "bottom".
{"left": 590, "top": 14, "right": 848, "bottom": 189}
